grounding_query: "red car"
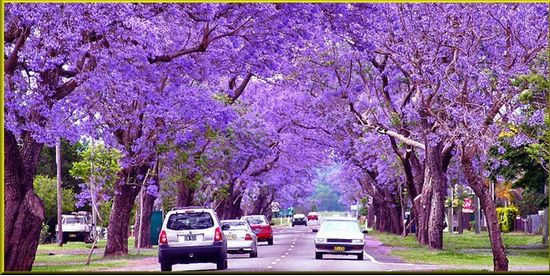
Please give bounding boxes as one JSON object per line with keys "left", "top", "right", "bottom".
{"left": 242, "top": 215, "right": 274, "bottom": 245}
{"left": 307, "top": 212, "right": 319, "bottom": 221}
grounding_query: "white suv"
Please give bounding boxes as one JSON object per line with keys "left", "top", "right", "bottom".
{"left": 158, "top": 207, "right": 229, "bottom": 271}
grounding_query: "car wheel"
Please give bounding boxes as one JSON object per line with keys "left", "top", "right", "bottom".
{"left": 315, "top": 252, "right": 323, "bottom": 259}
{"left": 160, "top": 262, "right": 172, "bottom": 271}
{"left": 250, "top": 251, "right": 258, "bottom": 258}
{"left": 357, "top": 253, "right": 364, "bottom": 260}
{"left": 268, "top": 238, "right": 273, "bottom": 245}
{"left": 216, "top": 255, "right": 228, "bottom": 270}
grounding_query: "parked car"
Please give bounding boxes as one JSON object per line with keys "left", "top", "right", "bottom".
{"left": 313, "top": 217, "right": 368, "bottom": 260}
{"left": 55, "top": 212, "right": 93, "bottom": 243}
{"left": 241, "top": 215, "right": 274, "bottom": 245}
{"left": 307, "top": 212, "right": 319, "bottom": 221}
{"left": 292, "top": 214, "right": 307, "bottom": 227}
{"left": 220, "top": 219, "right": 258, "bottom": 258}
{"left": 158, "top": 207, "right": 229, "bottom": 271}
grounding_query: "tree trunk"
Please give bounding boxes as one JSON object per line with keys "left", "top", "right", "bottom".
{"left": 176, "top": 174, "right": 196, "bottom": 207}
{"left": 426, "top": 142, "right": 446, "bottom": 250}
{"left": 417, "top": 168, "right": 433, "bottom": 245}
{"left": 462, "top": 153, "right": 508, "bottom": 271}
{"left": 367, "top": 203, "right": 375, "bottom": 228}
{"left": 104, "top": 167, "right": 146, "bottom": 257}
{"left": 134, "top": 189, "right": 155, "bottom": 248}
{"left": 4, "top": 130, "right": 45, "bottom": 271}
{"left": 457, "top": 208, "right": 464, "bottom": 234}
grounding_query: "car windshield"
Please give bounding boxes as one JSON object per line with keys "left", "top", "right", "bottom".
{"left": 63, "top": 217, "right": 86, "bottom": 224}
{"left": 320, "top": 220, "right": 360, "bottom": 233}
{"left": 221, "top": 221, "right": 249, "bottom": 231}
{"left": 244, "top": 216, "right": 267, "bottom": 225}
{"left": 167, "top": 212, "right": 214, "bottom": 230}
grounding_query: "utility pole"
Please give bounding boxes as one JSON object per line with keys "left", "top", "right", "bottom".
{"left": 449, "top": 185, "right": 454, "bottom": 234}
{"left": 89, "top": 139, "right": 98, "bottom": 241}
{"left": 86, "top": 139, "right": 100, "bottom": 265}
{"left": 474, "top": 195, "right": 481, "bottom": 234}
{"left": 56, "top": 138, "right": 63, "bottom": 246}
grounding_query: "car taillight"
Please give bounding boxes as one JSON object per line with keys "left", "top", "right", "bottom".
{"left": 159, "top": 230, "right": 168, "bottom": 245}
{"left": 245, "top": 234, "right": 253, "bottom": 240}
{"left": 214, "top": 227, "right": 223, "bottom": 241}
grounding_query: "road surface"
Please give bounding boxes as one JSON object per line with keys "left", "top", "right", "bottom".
{"left": 110, "top": 225, "right": 451, "bottom": 272}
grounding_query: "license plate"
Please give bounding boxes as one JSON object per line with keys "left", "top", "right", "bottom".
{"left": 227, "top": 234, "right": 237, "bottom": 240}
{"left": 334, "top": 246, "right": 345, "bottom": 251}
{"left": 69, "top": 234, "right": 77, "bottom": 238}
{"left": 183, "top": 235, "right": 197, "bottom": 241}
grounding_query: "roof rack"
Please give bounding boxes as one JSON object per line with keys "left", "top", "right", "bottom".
{"left": 170, "top": 206, "right": 208, "bottom": 211}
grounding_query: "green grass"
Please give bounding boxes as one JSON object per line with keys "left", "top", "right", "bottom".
{"left": 32, "top": 260, "right": 130, "bottom": 272}
{"left": 33, "top": 239, "right": 157, "bottom": 272}
{"left": 370, "top": 231, "right": 549, "bottom": 267}
{"left": 272, "top": 217, "right": 291, "bottom": 226}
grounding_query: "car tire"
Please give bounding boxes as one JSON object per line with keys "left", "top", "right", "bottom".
{"left": 315, "top": 252, "right": 323, "bottom": 259}
{"left": 292, "top": 224, "right": 295, "bottom": 227}
{"left": 357, "top": 253, "right": 364, "bottom": 260}
{"left": 250, "top": 251, "right": 258, "bottom": 258}
{"left": 267, "top": 238, "right": 273, "bottom": 245}
{"left": 216, "top": 255, "right": 228, "bottom": 270}
{"left": 160, "top": 262, "right": 172, "bottom": 271}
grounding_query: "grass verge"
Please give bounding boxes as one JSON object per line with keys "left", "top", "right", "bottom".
{"left": 369, "top": 230, "right": 549, "bottom": 267}
{"left": 32, "top": 240, "right": 157, "bottom": 272}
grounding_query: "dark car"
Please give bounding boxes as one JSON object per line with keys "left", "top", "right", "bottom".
{"left": 292, "top": 214, "right": 307, "bottom": 227}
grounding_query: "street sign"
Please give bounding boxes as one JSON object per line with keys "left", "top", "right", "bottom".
{"left": 271, "top": 201, "right": 280, "bottom": 213}
{"left": 462, "top": 198, "right": 474, "bottom": 213}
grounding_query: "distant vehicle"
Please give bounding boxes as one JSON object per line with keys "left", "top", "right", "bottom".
{"left": 292, "top": 214, "right": 307, "bottom": 227}
{"left": 220, "top": 219, "right": 258, "bottom": 258}
{"left": 307, "top": 212, "right": 319, "bottom": 221}
{"left": 158, "top": 207, "right": 229, "bottom": 271}
{"left": 313, "top": 217, "right": 368, "bottom": 260}
{"left": 241, "top": 215, "right": 274, "bottom": 245}
{"left": 56, "top": 212, "right": 93, "bottom": 243}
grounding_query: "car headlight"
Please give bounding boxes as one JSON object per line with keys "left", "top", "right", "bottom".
{"left": 352, "top": 239, "right": 363, "bottom": 244}
{"left": 316, "top": 238, "right": 327, "bottom": 243}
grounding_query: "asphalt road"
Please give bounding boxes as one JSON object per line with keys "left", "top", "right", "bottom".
{"left": 114, "top": 225, "right": 451, "bottom": 272}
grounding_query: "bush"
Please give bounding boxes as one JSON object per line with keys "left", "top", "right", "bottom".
{"left": 40, "top": 223, "right": 52, "bottom": 244}
{"left": 496, "top": 206, "right": 519, "bottom": 232}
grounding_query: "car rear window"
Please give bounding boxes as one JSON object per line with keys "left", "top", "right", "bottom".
{"left": 320, "top": 220, "right": 360, "bottom": 232}
{"left": 167, "top": 212, "right": 214, "bottom": 230}
{"left": 244, "top": 216, "right": 266, "bottom": 225}
{"left": 221, "top": 221, "right": 249, "bottom": 231}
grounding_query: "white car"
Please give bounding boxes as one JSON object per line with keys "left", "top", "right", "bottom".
{"left": 158, "top": 207, "right": 229, "bottom": 271}
{"left": 56, "top": 212, "right": 93, "bottom": 243}
{"left": 220, "top": 219, "right": 258, "bottom": 258}
{"left": 313, "top": 217, "right": 367, "bottom": 260}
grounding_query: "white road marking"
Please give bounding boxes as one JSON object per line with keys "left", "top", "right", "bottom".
{"left": 285, "top": 252, "right": 289, "bottom": 255}
{"left": 276, "top": 258, "right": 281, "bottom": 262}
{"left": 282, "top": 255, "right": 286, "bottom": 258}
{"left": 267, "top": 266, "right": 273, "bottom": 269}
{"left": 290, "top": 245, "right": 294, "bottom": 247}
{"left": 363, "top": 251, "right": 382, "bottom": 264}
{"left": 271, "top": 261, "right": 277, "bottom": 265}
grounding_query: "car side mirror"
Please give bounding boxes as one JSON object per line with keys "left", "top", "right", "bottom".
{"left": 362, "top": 229, "right": 369, "bottom": 234}
{"left": 312, "top": 229, "right": 318, "bottom": 233}
{"left": 221, "top": 224, "right": 230, "bottom": 231}
{"left": 270, "top": 222, "right": 275, "bottom": 226}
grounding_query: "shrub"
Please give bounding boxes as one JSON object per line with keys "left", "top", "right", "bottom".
{"left": 496, "top": 206, "right": 519, "bottom": 232}
{"left": 40, "top": 223, "right": 51, "bottom": 244}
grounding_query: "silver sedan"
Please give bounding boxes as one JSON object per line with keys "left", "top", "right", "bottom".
{"left": 220, "top": 219, "right": 258, "bottom": 258}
